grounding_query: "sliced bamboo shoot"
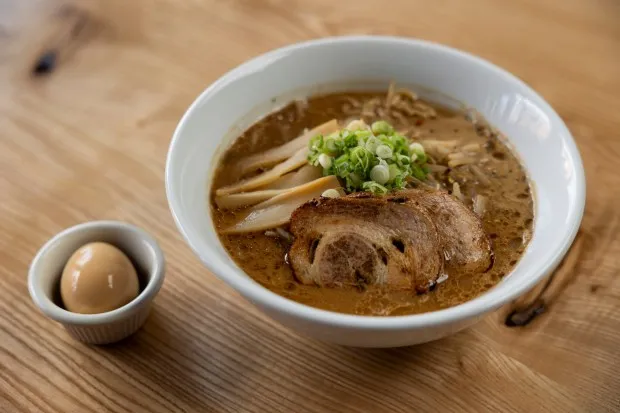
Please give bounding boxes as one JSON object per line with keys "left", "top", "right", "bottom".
{"left": 237, "top": 119, "right": 339, "bottom": 175}
{"left": 221, "top": 175, "right": 341, "bottom": 234}
{"left": 215, "top": 165, "right": 324, "bottom": 209}
{"left": 263, "top": 165, "right": 322, "bottom": 190}
{"left": 215, "top": 189, "right": 288, "bottom": 210}
{"left": 215, "top": 147, "right": 308, "bottom": 196}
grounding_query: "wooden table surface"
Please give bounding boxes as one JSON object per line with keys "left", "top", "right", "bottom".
{"left": 1, "top": 0, "right": 619, "bottom": 412}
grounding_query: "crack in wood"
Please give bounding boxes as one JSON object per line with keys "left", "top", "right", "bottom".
{"left": 505, "top": 230, "right": 588, "bottom": 327}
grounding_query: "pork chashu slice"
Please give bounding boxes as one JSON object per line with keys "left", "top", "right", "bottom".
{"left": 288, "top": 189, "right": 492, "bottom": 293}
{"left": 288, "top": 194, "right": 444, "bottom": 293}
{"left": 402, "top": 189, "right": 493, "bottom": 273}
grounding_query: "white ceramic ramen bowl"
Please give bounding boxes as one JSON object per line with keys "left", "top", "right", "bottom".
{"left": 166, "top": 36, "right": 585, "bottom": 348}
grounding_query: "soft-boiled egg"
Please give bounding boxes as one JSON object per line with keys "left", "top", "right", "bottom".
{"left": 60, "top": 242, "right": 140, "bottom": 314}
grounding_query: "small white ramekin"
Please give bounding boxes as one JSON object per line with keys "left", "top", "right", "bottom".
{"left": 28, "top": 221, "right": 165, "bottom": 345}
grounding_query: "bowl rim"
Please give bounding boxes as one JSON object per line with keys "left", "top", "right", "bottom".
{"left": 166, "top": 35, "right": 586, "bottom": 330}
{"left": 28, "top": 220, "right": 166, "bottom": 325}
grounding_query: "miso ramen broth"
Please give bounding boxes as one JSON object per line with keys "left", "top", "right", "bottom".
{"left": 211, "top": 88, "right": 533, "bottom": 316}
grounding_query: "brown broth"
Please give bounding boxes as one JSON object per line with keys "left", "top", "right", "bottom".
{"left": 211, "top": 91, "right": 534, "bottom": 316}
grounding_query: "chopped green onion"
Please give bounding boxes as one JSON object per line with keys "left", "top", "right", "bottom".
{"left": 322, "top": 189, "right": 341, "bottom": 198}
{"left": 325, "top": 138, "right": 339, "bottom": 153}
{"left": 365, "top": 136, "right": 381, "bottom": 154}
{"left": 343, "top": 133, "right": 357, "bottom": 148}
{"left": 371, "top": 120, "right": 394, "bottom": 135}
{"left": 396, "top": 153, "right": 411, "bottom": 166}
{"left": 370, "top": 164, "right": 389, "bottom": 185}
{"left": 410, "top": 142, "right": 425, "bottom": 156}
{"left": 363, "top": 181, "right": 388, "bottom": 194}
{"left": 350, "top": 147, "right": 375, "bottom": 174}
{"left": 376, "top": 145, "right": 393, "bottom": 159}
{"left": 388, "top": 164, "right": 400, "bottom": 182}
{"left": 318, "top": 154, "right": 333, "bottom": 169}
{"left": 409, "top": 142, "right": 427, "bottom": 163}
{"left": 355, "top": 130, "right": 372, "bottom": 140}
{"left": 307, "top": 119, "right": 429, "bottom": 194}
{"left": 411, "top": 164, "right": 426, "bottom": 180}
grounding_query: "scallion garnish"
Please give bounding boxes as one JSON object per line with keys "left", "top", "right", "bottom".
{"left": 308, "top": 120, "right": 428, "bottom": 194}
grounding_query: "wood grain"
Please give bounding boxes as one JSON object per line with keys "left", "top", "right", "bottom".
{"left": 1, "top": 0, "right": 619, "bottom": 412}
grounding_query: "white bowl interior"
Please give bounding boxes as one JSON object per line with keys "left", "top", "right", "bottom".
{"left": 166, "top": 36, "right": 584, "bottom": 329}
